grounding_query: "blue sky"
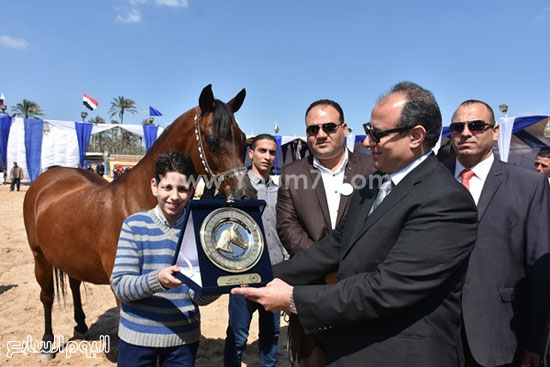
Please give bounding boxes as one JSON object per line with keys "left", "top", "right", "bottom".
{"left": 1, "top": 0, "right": 550, "bottom": 136}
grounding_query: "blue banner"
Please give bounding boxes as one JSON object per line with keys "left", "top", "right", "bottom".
{"left": 0, "top": 114, "right": 12, "bottom": 168}
{"left": 143, "top": 124, "right": 159, "bottom": 151}
{"left": 273, "top": 135, "right": 282, "bottom": 174}
{"left": 74, "top": 121, "right": 93, "bottom": 168}
{"left": 24, "top": 119, "right": 44, "bottom": 182}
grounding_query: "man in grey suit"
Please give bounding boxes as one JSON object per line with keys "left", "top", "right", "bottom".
{"left": 450, "top": 100, "right": 550, "bottom": 367}
{"left": 234, "top": 82, "right": 478, "bottom": 366}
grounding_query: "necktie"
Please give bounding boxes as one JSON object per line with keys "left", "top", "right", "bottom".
{"left": 460, "top": 169, "right": 475, "bottom": 190}
{"left": 369, "top": 175, "right": 393, "bottom": 215}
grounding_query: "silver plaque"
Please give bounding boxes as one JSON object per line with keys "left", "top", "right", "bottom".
{"left": 200, "top": 207, "right": 264, "bottom": 273}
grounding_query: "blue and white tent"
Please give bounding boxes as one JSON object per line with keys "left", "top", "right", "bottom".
{"left": 0, "top": 115, "right": 164, "bottom": 183}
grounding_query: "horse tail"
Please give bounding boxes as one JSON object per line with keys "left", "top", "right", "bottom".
{"left": 53, "top": 267, "right": 67, "bottom": 305}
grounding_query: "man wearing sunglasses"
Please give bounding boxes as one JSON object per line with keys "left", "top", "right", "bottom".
{"left": 234, "top": 82, "right": 478, "bottom": 367}
{"left": 450, "top": 100, "right": 550, "bottom": 367}
{"left": 275, "top": 99, "right": 373, "bottom": 366}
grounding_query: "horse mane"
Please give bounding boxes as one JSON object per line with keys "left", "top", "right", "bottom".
{"left": 211, "top": 99, "right": 235, "bottom": 144}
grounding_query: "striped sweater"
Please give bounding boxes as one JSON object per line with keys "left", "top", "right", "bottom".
{"left": 110, "top": 208, "right": 215, "bottom": 348}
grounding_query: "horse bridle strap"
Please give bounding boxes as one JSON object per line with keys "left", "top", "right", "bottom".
{"left": 194, "top": 108, "right": 247, "bottom": 180}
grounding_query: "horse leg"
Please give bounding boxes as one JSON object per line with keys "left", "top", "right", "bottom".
{"left": 32, "top": 249, "right": 56, "bottom": 362}
{"left": 69, "top": 276, "right": 88, "bottom": 338}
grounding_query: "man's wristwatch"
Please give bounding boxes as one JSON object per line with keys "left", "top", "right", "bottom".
{"left": 289, "top": 288, "right": 297, "bottom": 314}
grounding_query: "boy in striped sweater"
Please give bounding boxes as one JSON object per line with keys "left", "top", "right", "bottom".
{"left": 111, "top": 152, "right": 217, "bottom": 367}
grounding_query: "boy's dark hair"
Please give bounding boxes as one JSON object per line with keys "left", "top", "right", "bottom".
{"left": 154, "top": 152, "right": 195, "bottom": 183}
{"left": 250, "top": 134, "right": 277, "bottom": 150}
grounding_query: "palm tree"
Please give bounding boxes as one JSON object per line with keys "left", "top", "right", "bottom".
{"left": 11, "top": 99, "right": 45, "bottom": 119}
{"left": 109, "top": 96, "right": 137, "bottom": 124}
{"left": 88, "top": 116, "right": 106, "bottom": 124}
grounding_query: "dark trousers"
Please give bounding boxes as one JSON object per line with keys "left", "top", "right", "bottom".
{"left": 10, "top": 178, "right": 20, "bottom": 191}
{"left": 224, "top": 294, "right": 280, "bottom": 367}
{"left": 117, "top": 339, "right": 198, "bottom": 367}
{"left": 288, "top": 314, "right": 327, "bottom": 367}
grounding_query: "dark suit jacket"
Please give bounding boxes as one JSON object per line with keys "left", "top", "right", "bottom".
{"left": 276, "top": 150, "right": 374, "bottom": 255}
{"left": 274, "top": 155, "right": 478, "bottom": 367}
{"left": 454, "top": 159, "right": 550, "bottom": 366}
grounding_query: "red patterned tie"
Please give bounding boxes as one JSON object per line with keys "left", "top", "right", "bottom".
{"left": 460, "top": 169, "right": 475, "bottom": 190}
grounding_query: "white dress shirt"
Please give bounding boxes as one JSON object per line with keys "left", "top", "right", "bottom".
{"left": 367, "top": 151, "right": 431, "bottom": 215}
{"left": 313, "top": 150, "right": 349, "bottom": 229}
{"left": 389, "top": 151, "right": 432, "bottom": 187}
{"left": 454, "top": 154, "right": 494, "bottom": 205}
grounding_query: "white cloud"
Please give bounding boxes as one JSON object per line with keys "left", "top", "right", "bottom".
{"left": 0, "top": 35, "right": 28, "bottom": 50}
{"left": 154, "top": 0, "right": 189, "bottom": 8}
{"left": 116, "top": 7, "right": 142, "bottom": 23}
{"left": 536, "top": 7, "right": 550, "bottom": 22}
{"left": 115, "top": 0, "right": 188, "bottom": 23}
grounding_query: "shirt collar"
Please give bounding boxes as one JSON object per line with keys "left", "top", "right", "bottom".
{"left": 313, "top": 149, "right": 349, "bottom": 175}
{"left": 154, "top": 205, "right": 186, "bottom": 228}
{"left": 454, "top": 153, "right": 494, "bottom": 182}
{"left": 389, "top": 151, "right": 432, "bottom": 186}
{"left": 247, "top": 169, "right": 274, "bottom": 186}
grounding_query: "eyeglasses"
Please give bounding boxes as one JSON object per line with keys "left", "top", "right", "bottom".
{"left": 449, "top": 120, "right": 494, "bottom": 134}
{"left": 306, "top": 122, "right": 343, "bottom": 136}
{"left": 362, "top": 122, "right": 413, "bottom": 143}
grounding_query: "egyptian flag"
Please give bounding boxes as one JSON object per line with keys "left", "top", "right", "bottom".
{"left": 83, "top": 93, "right": 98, "bottom": 111}
{"left": 0, "top": 93, "right": 5, "bottom": 107}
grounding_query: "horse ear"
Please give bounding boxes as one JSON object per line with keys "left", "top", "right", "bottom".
{"left": 227, "top": 88, "right": 246, "bottom": 113}
{"left": 199, "top": 84, "right": 215, "bottom": 114}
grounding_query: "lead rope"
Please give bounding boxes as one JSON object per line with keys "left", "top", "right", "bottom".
{"left": 194, "top": 107, "right": 247, "bottom": 181}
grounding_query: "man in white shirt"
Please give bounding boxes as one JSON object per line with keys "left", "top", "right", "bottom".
{"left": 275, "top": 99, "right": 373, "bottom": 366}
{"left": 450, "top": 100, "right": 550, "bottom": 367}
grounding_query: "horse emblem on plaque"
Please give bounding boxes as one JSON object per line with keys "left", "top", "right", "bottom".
{"left": 201, "top": 207, "right": 264, "bottom": 273}
{"left": 173, "top": 200, "right": 273, "bottom": 295}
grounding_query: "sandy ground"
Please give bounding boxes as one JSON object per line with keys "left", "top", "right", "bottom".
{"left": 0, "top": 184, "right": 288, "bottom": 366}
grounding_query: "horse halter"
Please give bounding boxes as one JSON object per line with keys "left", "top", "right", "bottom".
{"left": 194, "top": 108, "right": 247, "bottom": 181}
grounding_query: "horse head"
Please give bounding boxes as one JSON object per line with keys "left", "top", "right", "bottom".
{"left": 228, "top": 223, "right": 248, "bottom": 250}
{"left": 195, "top": 85, "right": 256, "bottom": 200}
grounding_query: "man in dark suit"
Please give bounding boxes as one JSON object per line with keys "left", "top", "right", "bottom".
{"left": 276, "top": 99, "right": 373, "bottom": 366}
{"left": 234, "top": 81, "right": 478, "bottom": 366}
{"left": 449, "top": 100, "right": 550, "bottom": 367}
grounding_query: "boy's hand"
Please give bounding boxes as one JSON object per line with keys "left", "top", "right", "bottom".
{"left": 158, "top": 265, "right": 183, "bottom": 289}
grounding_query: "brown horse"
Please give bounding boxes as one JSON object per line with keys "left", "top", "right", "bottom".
{"left": 23, "top": 85, "right": 256, "bottom": 360}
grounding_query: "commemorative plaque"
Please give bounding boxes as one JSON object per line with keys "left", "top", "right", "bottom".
{"left": 173, "top": 200, "right": 274, "bottom": 295}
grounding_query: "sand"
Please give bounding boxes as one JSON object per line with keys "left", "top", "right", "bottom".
{"left": 0, "top": 184, "right": 289, "bottom": 366}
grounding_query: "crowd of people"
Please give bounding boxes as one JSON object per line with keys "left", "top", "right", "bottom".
{"left": 99, "top": 80, "right": 550, "bottom": 367}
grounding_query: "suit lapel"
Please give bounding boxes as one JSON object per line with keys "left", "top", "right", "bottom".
{"left": 344, "top": 155, "right": 437, "bottom": 258}
{"left": 476, "top": 159, "right": 503, "bottom": 221}
{"left": 335, "top": 152, "right": 359, "bottom": 226}
{"left": 306, "top": 157, "right": 332, "bottom": 230}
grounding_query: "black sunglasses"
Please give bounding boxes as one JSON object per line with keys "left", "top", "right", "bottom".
{"left": 449, "top": 120, "right": 494, "bottom": 134}
{"left": 362, "top": 122, "right": 413, "bottom": 143}
{"left": 306, "top": 122, "right": 342, "bottom": 136}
